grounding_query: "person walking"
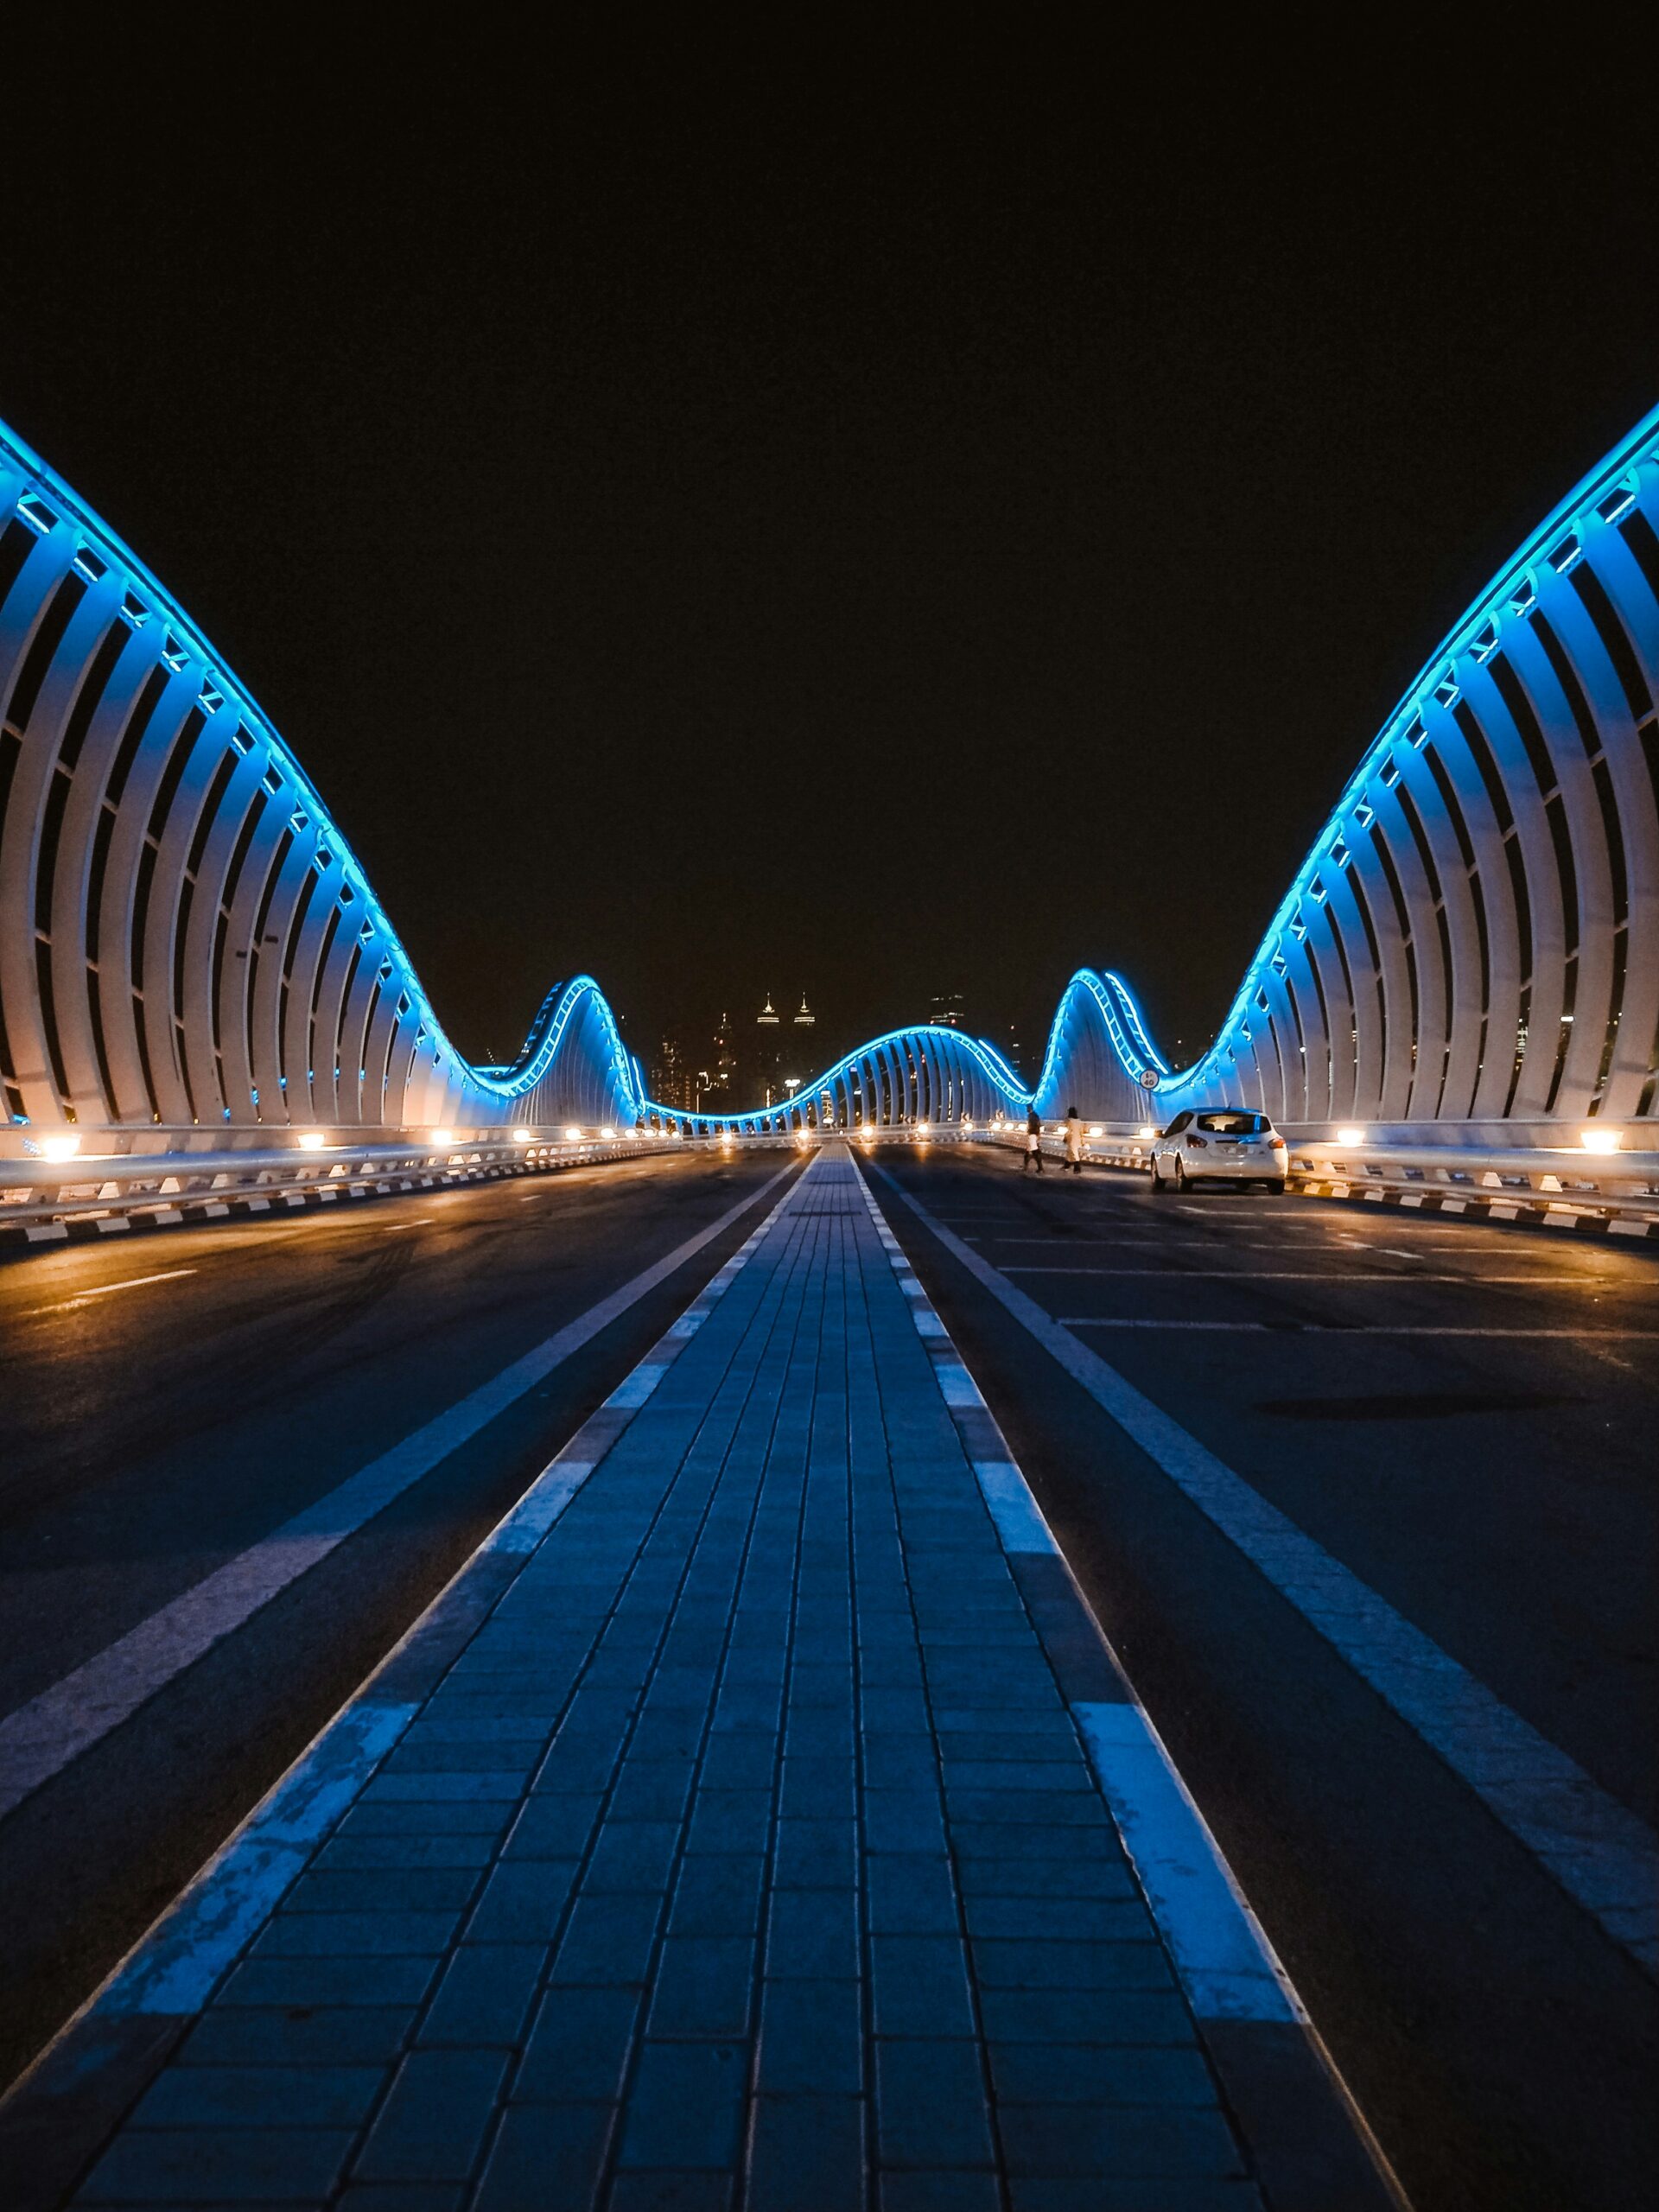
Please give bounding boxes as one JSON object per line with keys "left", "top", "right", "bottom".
{"left": 1064, "top": 1105, "right": 1086, "bottom": 1174}
{"left": 1021, "top": 1106, "right": 1045, "bottom": 1173}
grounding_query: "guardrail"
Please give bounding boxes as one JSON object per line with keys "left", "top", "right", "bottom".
{"left": 6, "top": 1118, "right": 1656, "bottom": 1244}
{"left": 0, "top": 1121, "right": 953, "bottom": 1243}
{"left": 976, "top": 1122, "right": 1659, "bottom": 1233}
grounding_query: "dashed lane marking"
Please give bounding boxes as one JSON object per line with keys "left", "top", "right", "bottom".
{"left": 23, "top": 1268, "right": 196, "bottom": 1316}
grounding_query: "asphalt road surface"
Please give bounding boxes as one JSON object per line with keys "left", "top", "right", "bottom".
{"left": 862, "top": 1147, "right": 1656, "bottom": 2212}
{"left": 0, "top": 1149, "right": 798, "bottom": 2099}
{"left": 0, "top": 1142, "right": 1653, "bottom": 2210}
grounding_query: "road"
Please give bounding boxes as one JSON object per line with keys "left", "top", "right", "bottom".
{"left": 863, "top": 1147, "right": 1656, "bottom": 2212}
{"left": 0, "top": 1149, "right": 796, "bottom": 2096}
{"left": 0, "top": 1141, "right": 1653, "bottom": 2209}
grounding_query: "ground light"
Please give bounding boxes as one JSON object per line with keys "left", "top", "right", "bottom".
{"left": 1580, "top": 1127, "right": 1622, "bottom": 1153}
{"left": 39, "top": 1135, "right": 81, "bottom": 1162}
{"left": 296, "top": 1132, "right": 326, "bottom": 1151}
{"left": 428, "top": 1128, "right": 454, "bottom": 1146}
{"left": 1336, "top": 1127, "right": 1366, "bottom": 1146}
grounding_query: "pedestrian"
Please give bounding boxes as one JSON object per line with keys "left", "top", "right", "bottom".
{"left": 1021, "top": 1106, "right": 1044, "bottom": 1173}
{"left": 1065, "top": 1105, "right": 1085, "bottom": 1174}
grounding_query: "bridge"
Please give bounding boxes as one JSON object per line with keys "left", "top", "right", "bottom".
{"left": 0, "top": 414, "right": 1655, "bottom": 2209}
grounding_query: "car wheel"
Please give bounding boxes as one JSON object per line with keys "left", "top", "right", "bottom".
{"left": 1149, "top": 1161, "right": 1166, "bottom": 1194}
{"left": 1267, "top": 1179, "right": 1287, "bottom": 1195}
{"left": 1173, "top": 1157, "right": 1190, "bottom": 1193}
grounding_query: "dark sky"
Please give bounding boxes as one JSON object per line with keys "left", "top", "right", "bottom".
{"left": 3, "top": 38, "right": 1652, "bottom": 1082}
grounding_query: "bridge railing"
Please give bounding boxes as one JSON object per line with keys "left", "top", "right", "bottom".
{"left": 976, "top": 1121, "right": 1659, "bottom": 1229}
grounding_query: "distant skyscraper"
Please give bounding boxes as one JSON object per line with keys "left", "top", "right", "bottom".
{"left": 929, "top": 992, "right": 964, "bottom": 1028}
{"left": 712, "top": 1011, "right": 736, "bottom": 1100}
{"left": 793, "top": 994, "right": 815, "bottom": 1028}
{"left": 753, "top": 995, "right": 783, "bottom": 1105}
{"left": 652, "top": 1032, "right": 690, "bottom": 1109}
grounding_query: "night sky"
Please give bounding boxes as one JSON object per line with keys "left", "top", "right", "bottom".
{"left": 3, "top": 40, "right": 1652, "bottom": 1084}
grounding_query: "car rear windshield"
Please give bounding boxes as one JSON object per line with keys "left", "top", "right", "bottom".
{"left": 1194, "top": 1110, "right": 1270, "bottom": 1134}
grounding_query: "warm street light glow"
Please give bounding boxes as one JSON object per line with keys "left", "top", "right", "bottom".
{"left": 1137, "top": 1125, "right": 1156, "bottom": 1139}
{"left": 511, "top": 1128, "right": 532, "bottom": 1142}
{"left": 40, "top": 1135, "right": 81, "bottom": 1162}
{"left": 601, "top": 1127, "right": 616, "bottom": 1141}
{"left": 564, "top": 1125, "right": 584, "bottom": 1141}
{"left": 1090, "top": 1124, "right": 1104, "bottom": 1137}
{"left": 296, "top": 1132, "right": 326, "bottom": 1151}
{"left": 1336, "top": 1127, "right": 1365, "bottom": 1146}
{"left": 1580, "top": 1127, "right": 1622, "bottom": 1153}
{"left": 428, "top": 1128, "right": 454, "bottom": 1145}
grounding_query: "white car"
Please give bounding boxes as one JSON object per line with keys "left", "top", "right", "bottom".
{"left": 1149, "top": 1108, "right": 1289, "bottom": 1194}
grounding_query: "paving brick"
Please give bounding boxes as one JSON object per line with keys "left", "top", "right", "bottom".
{"left": 475, "top": 2101, "right": 614, "bottom": 2211}
{"left": 78, "top": 2125, "right": 354, "bottom": 2202}
{"left": 976, "top": 1987, "right": 1196, "bottom": 2045}
{"left": 285, "top": 1867, "right": 481, "bottom": 1915}
{"left": 868, "top": 1937, "right": 976, "bottom": 2039}
{"left": 669, "top": 1854, "right": 766, "bottom": 1936}
{"left": 608, "top": 2174, "right": 733, "bottom": 2211}
{"left": 988, "top": 2041, "right": 1217, "bottom": 2106}
{"left": 765, "top": 1888, "right": 859, "bottom": 1980}
{"left": 467, "top": 1859, "right": 579, "bottom": 1942}
{"left": 584, "top": 1822, "right": 682, "bottom": 1893}
{"left": 420, "top": 1945, "right": 547, "bottom": 2046}
{"left": 878, "top": 2175, "right": 1001, "bottom": 2212}
{"left": 616, "top": 2041, "right": 748, "bottom": 2170}
{"left": 340, "top": 1802, "right": 510, "bottom": 1838}
{"left": 866, "top": 1853, "right": 960, "bottom": 1936}
{"left": 502, "top": 1794, "right": 603, "bottom": 1860}
{"left": 747, "top": 2094, "right": 864, "bottom": 2209}
{"left": 321, "top": 1834, "right": 499, "bottom": 1872}
{"left": 253, "top": 1910, "right": 460, "bottom": 1958}
{"left": 552, "top": 1894, "right": 663, "bottom": 1985}
{"left": 353, "top": 2048, "right": 509, "bottom": 2182}
{"left": 970, "top": 1939, "right": 1175, "bottom": 1992}
{"left": 755, "top": 1979, "right": 863, "bottom": 2095}
{"left": 649, "top": 1937, "right": 755, "bottom": 2037}
{"left": 682, "top": 1787, "right": 772, "bottom": 1854}
{"left": 874, "top": 2039, "right": 995, "bottom": 2170}
{"left": 862, "top": 1789, "right": 947, "bottom": 1854}
{"left": 515, "top": 1986, "right": 642, "bottom": 2102}
{"left": 339, "top": 2184, "right": 466, "bottom": 2212}
{"left": 995, "top": 2102, "right": 1246, "bottom": 2179}
{"left": 178, "top": 2007, "right": 415, "bottom": 2069}
{"left": 1007, "top": 2183, "right": 1264, "bottom": 2211}
{"left": 219, "top": 1955, "right": 440, "bottom": 2009}
{"left": 132, "top": 2063, "right": 383, "bottom": 2130}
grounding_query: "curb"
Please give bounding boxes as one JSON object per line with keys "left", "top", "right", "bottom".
{"left": 0, "top": 1169, "right": 808, "bottom": 2209}
{"left": 853, "top": 1156, "right": 1410, "bottom": 2212}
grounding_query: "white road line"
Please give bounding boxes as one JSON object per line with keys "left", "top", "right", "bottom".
{"left": 1009, "top": 1268, "right": 1489, "bottom": 1281}
{"left": 1058, "top": 1318, "right": 1657, "bottom": 1338}
{"left": 371, "top": 1217, "right": 434, "bottom": 1231}
{"left": 0, "top": 1162, "right": 798, "bottom": 1823}
{"left": 869, "top": 1162, "right": 1659, "bottom": 1975}
{"left": 25, "top": 1268, "right": 196, "bottom": 1316}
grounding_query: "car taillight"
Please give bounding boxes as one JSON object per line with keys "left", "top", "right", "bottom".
{"left": 1187, "top": 1135, "right": 1207, "bottom": 1148}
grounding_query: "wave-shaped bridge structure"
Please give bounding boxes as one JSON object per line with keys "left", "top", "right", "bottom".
{"left": 1, "top": 409, "right": 1655, "bottom": 1155}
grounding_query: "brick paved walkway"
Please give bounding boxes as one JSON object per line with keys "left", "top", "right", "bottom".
{"left": 38, "top": 1148, "right": 1363, "bottom": 2209}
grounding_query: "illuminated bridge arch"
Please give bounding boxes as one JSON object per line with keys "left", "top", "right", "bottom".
{"left": 655, "top": 1026, "right": 1027, "bottom": 1136}
{"left": 0, "top": 420, "right": 642, "bottom": 1139}
{"left": 3, "top": 409, "right": 1656, "bottom": 1151}
{"left": 1033, "top": 407, "right": 1659, "bottom": 1136}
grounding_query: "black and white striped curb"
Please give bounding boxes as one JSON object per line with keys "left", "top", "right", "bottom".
{"left": 850, "top": 1157, "right": 1408, "bottom": 2212}
{"left": 0, "top": 1166, "right": 810, "bottom": 2212}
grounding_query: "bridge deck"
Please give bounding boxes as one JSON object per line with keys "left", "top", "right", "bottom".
{"left": 44, "top": 1148, "right": 1371, "bottom": 2208}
